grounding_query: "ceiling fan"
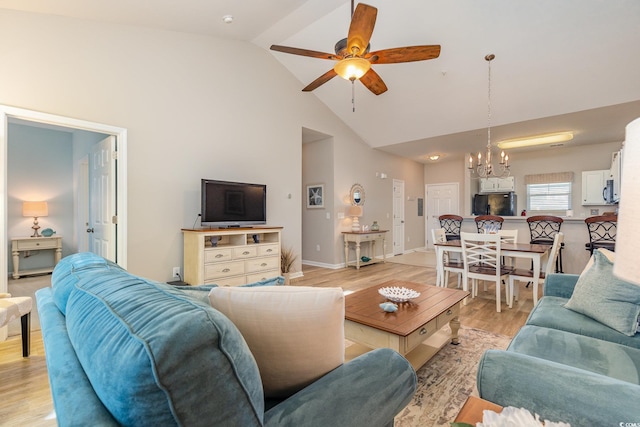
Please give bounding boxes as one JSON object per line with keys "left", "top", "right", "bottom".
{"left": 270, "top": 1, "right": 441, "bottom": 95}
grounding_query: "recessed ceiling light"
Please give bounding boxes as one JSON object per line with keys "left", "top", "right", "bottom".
{"left": 222, "top": 15, "right": 234, "bottom": 24}
{"left": 428, "top": 154, "right": 441, "bottom": 161}
{"left": 497, "top": 132, "right": 574, "bottom": 149}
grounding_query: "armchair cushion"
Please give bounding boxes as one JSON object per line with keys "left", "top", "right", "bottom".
{"left": 209, "top": 286, "right": 345, "bottom": 398}
{"left": 564, "top": 249, "right": 640, "bottom": 336}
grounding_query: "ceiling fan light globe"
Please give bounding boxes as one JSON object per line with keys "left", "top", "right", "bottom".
{"left": 334, "top": 57, "right": 370, "bottom": 81}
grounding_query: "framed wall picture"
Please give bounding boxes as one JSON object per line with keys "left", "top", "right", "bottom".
{"left": 306, "top": 184, "right": 324, "bottom": 208}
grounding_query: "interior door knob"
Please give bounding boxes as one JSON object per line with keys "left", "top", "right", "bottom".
{"left": 86, "top": 228, "right": 94, "bottom": 233}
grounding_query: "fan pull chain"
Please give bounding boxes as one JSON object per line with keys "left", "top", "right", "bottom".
{"left": 352, "top": 80, "right": 356, "bottom": 112}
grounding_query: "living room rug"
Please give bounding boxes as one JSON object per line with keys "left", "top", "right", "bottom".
{"left": 393, "top": 326, "right": 511, "bottom": 427}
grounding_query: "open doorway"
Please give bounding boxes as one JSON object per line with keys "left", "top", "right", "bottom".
{"left": 0, "top": 106, "right": 128, "bottom": 294}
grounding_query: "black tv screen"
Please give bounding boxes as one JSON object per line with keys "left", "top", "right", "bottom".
{"left": 201, "top": 179, "right": 266, "bottom": 227}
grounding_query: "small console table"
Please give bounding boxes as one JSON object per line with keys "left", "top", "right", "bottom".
{"left": 11, "top": 236, "right": 63, "bottom": 279}
{"left": 342, "top": 230, "right": 387, "bottom": 269}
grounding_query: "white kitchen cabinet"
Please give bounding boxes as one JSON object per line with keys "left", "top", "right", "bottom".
{"left": 581, "top": 170, "right": 609, "bottom": 205}
{"left": 479, "top": 176, "right": 515, "bottom": 193}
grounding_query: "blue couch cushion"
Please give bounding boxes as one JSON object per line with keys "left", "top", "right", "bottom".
{"left": 508, "top": 325, "right": 640, "bottom": 384}
{"left": 526, "top": 296, "right": 640, "bottom": 349}
{"left": 564, "top": 249, "right": 640, "bottom": 336}
{"left": 64, "top": 269, "right": 264, "bottom": 426}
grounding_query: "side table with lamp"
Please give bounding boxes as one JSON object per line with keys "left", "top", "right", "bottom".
{"left": 11, "top": 201, "right": 62, "bottom": 279}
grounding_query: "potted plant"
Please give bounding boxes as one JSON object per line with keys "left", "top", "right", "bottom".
{"left": 280, "top": 247, "right": 297, "bottom": 285}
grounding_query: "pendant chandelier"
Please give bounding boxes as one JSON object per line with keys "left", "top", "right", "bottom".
{"left": 469, "top": 54, "right": 510, "bottom": 178}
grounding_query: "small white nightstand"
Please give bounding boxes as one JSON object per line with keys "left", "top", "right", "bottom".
{"left": 11, "top": 236, "right": 62, "bottom": 279}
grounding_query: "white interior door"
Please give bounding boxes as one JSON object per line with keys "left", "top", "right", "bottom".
{"left": 393, "top": 179, "right": 405, "bottom": 255}
{"left": 77, "top": 156, "right": 90, "bottom": 252}
{"left": 90, "top": 136, "right": 117, "bottom": 261}
{"left": 426, "top": 183, "right": 460, "bottom": 249}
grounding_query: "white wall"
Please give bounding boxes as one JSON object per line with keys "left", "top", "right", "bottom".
{"left": 0, "top": 9, "right": 428, "bottom": 280}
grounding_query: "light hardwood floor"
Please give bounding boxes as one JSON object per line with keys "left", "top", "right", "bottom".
{"left": 0, "top": 260, "right": 537, "bottom": 426}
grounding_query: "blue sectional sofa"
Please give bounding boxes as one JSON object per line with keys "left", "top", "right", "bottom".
{"left": 36, "top": 252, "right": 417, "bottom": 427}
{"left": 477, "top": 269, "right": 640, "bottom": 426}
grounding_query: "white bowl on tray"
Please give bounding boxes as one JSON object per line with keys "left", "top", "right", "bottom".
{"left": 378, "top": 286, "right": 420, "bottom": 303}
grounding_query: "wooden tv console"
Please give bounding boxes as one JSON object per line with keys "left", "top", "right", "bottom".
{"left": 181, "top": 227, "right": 282, "bottom": 287}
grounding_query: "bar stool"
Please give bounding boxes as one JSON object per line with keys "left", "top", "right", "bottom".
{"left": 475, "top": 215, "right": 504, "bottom": 233}
{"left": 527, "top": 215, "right": 564, "bottom": 273}
{"left": 585, "top": 214, "right": 617, "bottom": 255}
{"left": 438, "top": 214, "right": 463, "bottom": 241}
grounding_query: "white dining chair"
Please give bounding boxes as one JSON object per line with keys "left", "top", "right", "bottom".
{"left": 461, "top": 232, "right": 512, "bottom": 313}
{"left": 508, "top": 232, "right": 564, "bottom": 308}
{"left": 432, "top": 228, "right": 463, "bottom": 288}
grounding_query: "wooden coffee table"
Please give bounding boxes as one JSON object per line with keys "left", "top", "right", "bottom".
{"left": 344, "top": 280, "right": 470, "bottom": 370}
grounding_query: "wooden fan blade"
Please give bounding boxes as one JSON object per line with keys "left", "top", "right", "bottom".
{"left": 270, "top": 45, "right": 339, "bottom": 60}
{"left": 347, "top": 3, "right": 377, "bottom": 56}
{"left": 359, "top": 68, "right": 387, "bottom": 95}
{"left": 366, "top": 45, "right": 441, "bottom": 64}
{"left": 302, "top": 69, "right": 338, "bottom": 92}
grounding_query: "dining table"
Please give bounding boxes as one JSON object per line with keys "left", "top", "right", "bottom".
{"left": 434, "top": 239, "right": 551, "bottom": 305}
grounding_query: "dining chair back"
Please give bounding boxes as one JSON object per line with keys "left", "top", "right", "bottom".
{"left": 497, "top": 229, "right": 518, "bottom": 243}
{"left": 438, "top": 214, "right": 463, "bottom": 241}
{"left": 508, "top": 232, "right": 564, "bottom": 308}
{"left": 527, "top": 215, "right": 564, "bottom": 272}
{"left": 498, "top": 229, "right": 518, "bottom": 268}
{"left": 474, "top": 215, "right": 504, "bottom": 233}
{"left": 585, "top": 215, "right": 617, "bottom": 255}
{"left": 460, "top": 232, "right": 512, "bottom": 312}
{"left": 432, "top": 228, "right": 463, "bottom": 288}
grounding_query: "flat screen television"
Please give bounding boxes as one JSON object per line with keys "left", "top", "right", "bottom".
{"left": 201, "top": 179, "right": 267, "bottom": 228}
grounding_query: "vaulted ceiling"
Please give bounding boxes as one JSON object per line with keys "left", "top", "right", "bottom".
{"left": 2, "top": 0, "right": 640, "bottom": 163}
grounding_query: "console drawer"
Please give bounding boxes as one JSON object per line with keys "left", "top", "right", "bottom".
{"left": 246, "top": 256, "right": 279, "bottom": 273}
{"left": 258, "top": 244, "right": 279, "bottom": 257}
{"left": 208, "top": 275, "right": 246, "bottom": 287}
{"left": 246, "top": 270, "right": 280, "bottom": 284}
{"left": 205, "top": 260, "right": 244, "bottom": 279}
{"left": 204, "top": 248, "right": 233, "bottom": 263}
{"left": 16, "top": 238, "right": 58, "bottom": 251}
{"left": 233, "top": 246, "right": 258, "bottom": 259}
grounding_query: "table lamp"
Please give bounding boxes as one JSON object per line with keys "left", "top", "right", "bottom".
{"left": 349, "top": 205, "right": 363, "bottom": 232}
{"left": 22, "top": 201, "right": 48, "bottom": 237}
{"left": 614, "top": 117, "right": 640, "bottom": 285}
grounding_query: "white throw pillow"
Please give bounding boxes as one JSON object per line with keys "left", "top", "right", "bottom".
{"left": 208, "top": 286, "right": 345, "bottom": 398}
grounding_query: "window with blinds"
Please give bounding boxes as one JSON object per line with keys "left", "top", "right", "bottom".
{"left": 527, "top": 183, "right": 572, "bottom": 211}
{"left": 525, "top": 172, "right": 573, "bottom": 212}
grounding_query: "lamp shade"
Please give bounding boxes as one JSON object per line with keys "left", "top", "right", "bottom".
{"left": 348, "top": 205, "right": 363, "bottom": 217}
{"left": 613, "top": 117, "right": 640, "bottom": 285}
{"left": 334, "top": 57, "right": 371, "bottom": 81}
{"left": 22, "top": 201, "right": 48, "bottom": 217}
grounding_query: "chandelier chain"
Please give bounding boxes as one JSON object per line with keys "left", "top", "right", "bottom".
{"left": 487, "top": 55, "right": 491, "bottom": 150}
{"left": 468, "top": 53, "right": 510, "bottom": 178}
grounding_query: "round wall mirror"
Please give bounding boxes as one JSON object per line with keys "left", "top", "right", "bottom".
{"left": 350, "top": 183, "right": 365, "bottom": 206}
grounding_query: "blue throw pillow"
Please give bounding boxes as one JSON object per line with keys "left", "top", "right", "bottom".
{"left": 565, "top": 249, "right": 640, "bottom": 336}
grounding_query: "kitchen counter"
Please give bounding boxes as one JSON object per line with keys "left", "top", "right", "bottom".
{"left": 458, "top": 216, "right": 601, "bottom": 274}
